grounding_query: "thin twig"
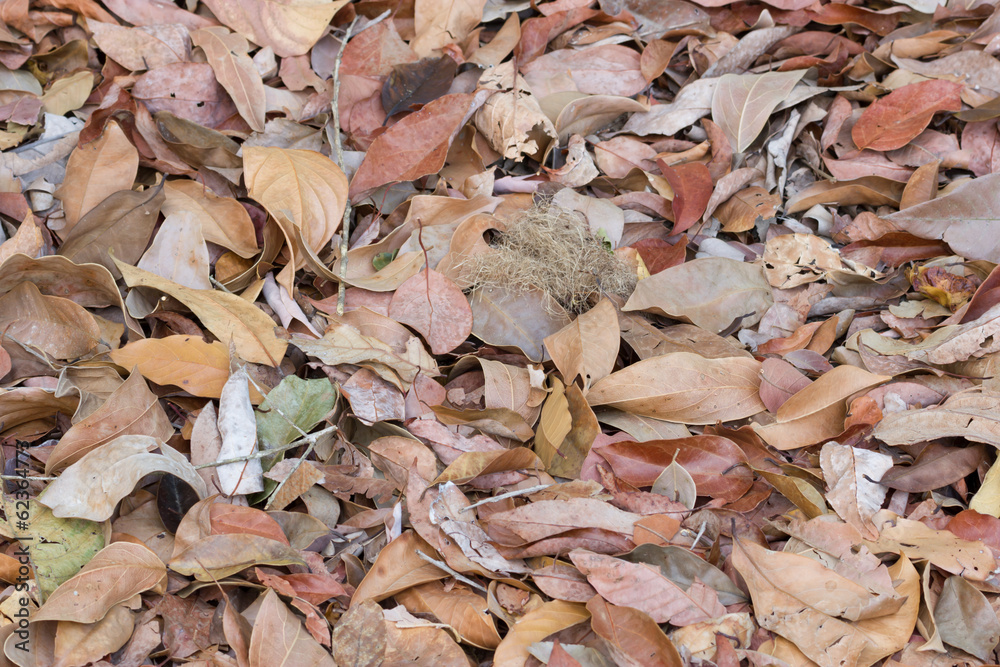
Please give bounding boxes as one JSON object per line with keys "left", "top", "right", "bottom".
{"left": 0, "top": 475, "right": 55, "bottom": 482}
{"left": 195, "top": 424, "right": 338, "bottom": 470}
{"left": 460, "top": 484, "right": 552, "bottom": 512}
{"left": 331, "top": 16, "right": 360, "bottom": 317}
{"left": 416, "top": 549, "right": 488, "bottom": 593}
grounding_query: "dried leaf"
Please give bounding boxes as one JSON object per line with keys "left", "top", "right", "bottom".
{"left": 587, "top": 353, "right": 764, "bottom": 424}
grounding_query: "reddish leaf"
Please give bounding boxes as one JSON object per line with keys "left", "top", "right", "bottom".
{"left": 852, "top": 80, "right": 963, "bottom": 152}
{"left": 597, "top": 436, "right": 753, "bottom": 502}
{"left": 659, "top": 161, "right": 713, "bottom": 233}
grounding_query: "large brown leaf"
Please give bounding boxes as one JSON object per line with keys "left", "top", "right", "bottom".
{"left": 732, "top": 539, "right": 917, "bottom": 667}
{"left": 885, "top": 171, "right": 1000, "bottom": 263}
{"left": 624, "top": 257, "right": 773, "bottom": 333}
{"left": 587, "top": 352, "right": 764, "bottom": 424}
{"left": 852, "top": 80, "right": 963, "bottom": 152}
{"left": 543, "top": 298, "right": 620, "bottom": 391}
{"left": 45, "top": 371, "right": 175, "bottom": 473}
{"left": 34, "top": 543, "right": 166, "bottom": 623}
{"left": 350, "top": 92, "right": 484, "bottom": 202}
{"left": 711, "top": 70, "right": 804, "bottom": 152}
{"left": 586, "top": 596, "right": 683, "bottom": 667}
{"left": 116, "top": 260, "right": 288, "bottom": 367}
{"left": 0, "top": 281, "right": 104, "bottom": 360}
{"left": 54, "top": 120, "right": 138, "bottom": 234}
{"left": 201, "top": 0, "right": 349, "bottom": 57}
{"left": 243, "top": 147, "right": 348, "bottom": 292}
{"left": 191, "top": 27, "right": 265, "bottom": 131}
{"left": 57, "top": 181, "right": 165, "bottom": 276}
{"left": 753, "top": 365, "right": 889, "bottom": 450}
{"left": 248, "top": 590, "right": 335, "bottom": 666}
{"left": 596, "top": 435, "right": 753, "bottom": 501}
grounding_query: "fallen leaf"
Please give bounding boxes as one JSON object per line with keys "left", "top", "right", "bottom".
{"left": 852, "top": 80, "right": 963, "bottom": 152}
{"left": 711, "top": 70, "right": 805, "bottom": 152}
{"left": 624, "top": 257, "right": 773, "bottom": 333}
{"left": 587, "top": 352, "right": 765, "bottom": 424}
{"left": 35, "top": 543, "right": 166, "bottom": 623}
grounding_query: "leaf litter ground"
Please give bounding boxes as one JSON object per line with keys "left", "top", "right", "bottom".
{"left": 2, "top": 0, "right": 1000, "bottom": 665}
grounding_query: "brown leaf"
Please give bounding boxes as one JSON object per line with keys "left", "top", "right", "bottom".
{"left": 395, "top": 580, "right": 501, "bottom": 649}
{"left": 57, "top": 180, "right": 165, "bottom": 276}
{"left": 46, "top": 371, "right": 175, "bottom": 473}
{"left": 570, "top": 550, "right": 724, "bottom": 625}
{"left": 543, "top": 298, "right": 620, "bottom": 390}
{"left": 587, "top": 352, "right": 764, "bottom": 424}
{"left": 191, "top": 27, "right": 265, "bottom": 131}
{"left": 624, "top": 257, "right": 773, "bottom": 333}
{"left": 388, "top": 269, "right": 473, "bottom": 355}
{"left": 352, "top": 531, "right": 447, "bottom": 603}
{"left": 35, "top": 543, "right": 166, "bottom": 623}
{"left": 331, "top": 598, "right": 386, "bottom": 667}
{"left": 0, "top": 281, "right": 105, "bottom": 360}
{"left": 660, "top": 161, "right": 713, "bottom": 233}
{"left": 202, "top": 0, "right": 348, "bottom": 57}
{"left": 169, "top": 534, "right": 306, "bottom": 581}
{"left": 493, "top": 600, "right": 589, "bottom": 666}
{"left": 116, "top": 259, "right": 288, "bottom": 366}
{"left": 350, "top": 93, "right": 483, "bottom": 202}
{"left": 853, "top": 80, "right": 963, "bottom": 152}
{"left": 597, "top": 436, "right": 753, "bottom": 501}
{"left": 753, "top": 365, "right": 889, "bottom": 450}
{"left": 54, "top": 120, "right": 138, "bottom": 234}
{"left": 586, "top": 595, "right": 683, "bottom": 667}
{"left": 885, "top": 171, "right": 1000, "bottom": 263}
{"left": 249, "top": 589, "right": 335, "bottom": 667}
{"left": 711, "top": 70, "right": 804, "bottom": 152}
{"left": 732, "top": 539, "right": 916, "bottom": 667}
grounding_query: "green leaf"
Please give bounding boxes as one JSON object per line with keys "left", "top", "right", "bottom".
{"left": 257, "top": 375, "right": 338, "bottom": 453}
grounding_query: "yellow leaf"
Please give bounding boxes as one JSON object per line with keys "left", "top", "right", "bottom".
{"left": 243, "top": 147, "right": 348, "bottom": 293}
{"left": 115, "top": 259, "right": 287, "bottom": 367}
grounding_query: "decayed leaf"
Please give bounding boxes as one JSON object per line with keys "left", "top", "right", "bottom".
{"left": 331, "top": 598, "right": 386, "bottom": 666}
{"left": 587, "top": 352, "right": 764, "bottom": 424}
{"left": 116, "top": 260, "right": 288, "bottom": 366}
{"left": 34, "top": 543, "right": 166, "bottom": 623}
{"left": 38, "top": 435, "right": 205, "bottom": 521}
{"left": 732, "top": 539, "right": 917, "bottom": 667}
{"left": 819, "top": 442, "right": 893, "bottom": 540}
{"left": 624, "top": 257, "right": 773, "bottom": 333}
{"left": 475, "top": 89, "right": 557, "bottom": 162}
{"left": 711, "top": 71, "right": 804, "bottom": 152}
{"left": 865, "top": 511, "right": 996, "bottom": 581}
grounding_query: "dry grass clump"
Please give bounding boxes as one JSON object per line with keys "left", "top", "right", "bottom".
{"left": 466, "top": 201, "right": 637, "bottom": 312}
